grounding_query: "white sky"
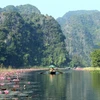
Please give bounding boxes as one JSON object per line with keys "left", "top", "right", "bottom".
{"left": 0, "top": 0, "right": 100, "bottom": 19}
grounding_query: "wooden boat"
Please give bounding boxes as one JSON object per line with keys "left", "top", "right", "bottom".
{"left": 49, "top": 71, "right": 56, "bottom": 75}
{"left": 40, "top": 69, "right": 63, "bottom": 75}
{"left": 40, "top": 65, "right": 67, "bottom": 74}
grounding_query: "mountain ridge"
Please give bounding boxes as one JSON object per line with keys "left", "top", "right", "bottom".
{"left": 0, "top": 4, "right": 41, "bottom": 15}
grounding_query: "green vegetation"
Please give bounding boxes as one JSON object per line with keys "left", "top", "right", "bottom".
{"left": 90, "top": 49, "right": 100, "bottom": 67}
{"left": 69, "top": 55, "right": 85, "bottom": 68}
{"left": 0, "top": 5, "right": 69, "bottom": 68}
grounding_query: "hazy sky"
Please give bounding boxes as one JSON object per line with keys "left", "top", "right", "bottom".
{"left": 0, "top": 0, "right": 100, "bottom": 19}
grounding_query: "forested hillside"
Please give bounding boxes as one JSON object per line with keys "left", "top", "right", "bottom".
{"left": 57, "top": 10, "right": 100, "bottom": 66}
{"left": 0, "top": 4, "right": 69, "bottom": 68}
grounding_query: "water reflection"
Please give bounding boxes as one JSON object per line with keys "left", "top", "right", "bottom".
{"left": 1, "top": 70, "right": 100, "bottom": 100}
{"left": 49, "top": 74, "right": 55, "bottom": 83}
{"left": 91, "top": 71, "right": 100, "bottom": 91}
{"left": 91, "top": 71, "right": 100, "bottom": 100}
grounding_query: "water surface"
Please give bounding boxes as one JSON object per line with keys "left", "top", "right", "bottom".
{"left": 1, "top": 69, "right": 100, "bottom": 100}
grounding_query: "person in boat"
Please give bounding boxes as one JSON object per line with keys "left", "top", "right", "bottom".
{"left": 49, "top": 67, "right": 56, "bottom": 73}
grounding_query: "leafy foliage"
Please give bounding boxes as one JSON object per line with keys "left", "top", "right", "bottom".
{"left": 69, "top": 55, "right": 86, "bottom": 67}
{"left": 0, "top": 5, "right": 69, "bottom": 68}
{"left": 90, "top": 49, "right": 100, "bottom": 67}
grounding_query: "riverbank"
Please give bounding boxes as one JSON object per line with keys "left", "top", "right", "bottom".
{"left": 74, "top": 67, "right": 100, "bottom": 71}
{"left": 0, "top": 67, "right": 47, "bottom": 73}
{"left": 1, "top": 66, "right": 100, "bottom": 73}
{"left": 0, "top": 67, "right": 48, "bottom": 79}
{"left": 83, "top": 67, "right": 100, "bottom": 71}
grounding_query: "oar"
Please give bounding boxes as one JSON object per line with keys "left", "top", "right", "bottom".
{"left": 40, "top": 71, "right": 45, "bottom": 74}
{"left": 58, "top": 71, "right": 63, "bottom": 74}
{"left": 57, "top": 70, "right": 63, "bottom": 74}
{"left": 39, "top": 70, "right": 48, "bottom": 74}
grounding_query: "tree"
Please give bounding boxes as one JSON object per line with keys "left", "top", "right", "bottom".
{"left": 69, "top": 55, "right": 85, "bottom": 68}
{"left": 90, "top": 49, "right": 100, "bottom": 67}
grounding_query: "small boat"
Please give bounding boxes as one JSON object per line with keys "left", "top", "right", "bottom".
{"left": 49, "top": 71, "right": 56, "bottom": 75}
{"left": 40, "top": 65, "right": 64, "bottom": 75}
{"left": 49, "top": 65, "right": 64, "bottom": 74}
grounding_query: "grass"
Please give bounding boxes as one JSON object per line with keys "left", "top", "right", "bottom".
{"left": 0, "top": 65, "right": 15, "bottom": 73}
{"left": 83, "top": 67, "right": 100, "bottom": 71}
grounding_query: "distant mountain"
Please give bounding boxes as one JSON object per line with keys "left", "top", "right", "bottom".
{"left": 57, "top": 10, "right": 100, "bottom": 66}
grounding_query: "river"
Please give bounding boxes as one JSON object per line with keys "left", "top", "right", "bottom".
{"left": 0, "top": 69, "right": 100, "bottom": 100}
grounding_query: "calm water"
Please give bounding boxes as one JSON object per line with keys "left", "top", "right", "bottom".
{"left": 1, "top": 69, "right": 100, "bottom": 100}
